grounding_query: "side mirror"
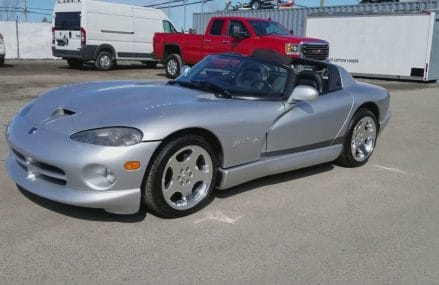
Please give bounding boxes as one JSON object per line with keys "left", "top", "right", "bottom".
{"left": 287, "top": 85, "right": 319, "bottom": 104}
{"left": 289, "top": 29, "right": 294, "bottom": 35}
{"left": 231, "top": 26, "right": 249, "bottom": 38}
{"left": 180, "top": 65, "right": 191, "bottom": 76}
{"left": 231, "top": 26, "right": 241, "bottom": 38}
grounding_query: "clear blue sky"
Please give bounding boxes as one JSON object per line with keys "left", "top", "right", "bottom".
{"left": 20, "top": 0, "right": 358, "bottom": 29}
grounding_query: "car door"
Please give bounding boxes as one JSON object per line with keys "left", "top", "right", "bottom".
{"left": 226, "top": 19, "right": 253, "bottom": 54}
{"left": 54, "top": 12, "right": 82, "bottom": 52}
{"left": 265, "top": 69, "right": 353, "bottom": 155}
{"left": 203, "top": 19, "right": 230, "bottom": 56}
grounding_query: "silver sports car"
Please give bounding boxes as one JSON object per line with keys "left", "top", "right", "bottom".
{"left": 6, "top": 51, "right": 390, "bottom": 217}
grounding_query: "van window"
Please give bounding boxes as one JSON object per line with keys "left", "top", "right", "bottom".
{"left": 163, "top": 20, "right": 177, "bottom": 33}
{"left": 55, "top": 12, "right": 81, "bottom": 31}
{"left": 210, "top": 20, "right": 225, "bottom": 36}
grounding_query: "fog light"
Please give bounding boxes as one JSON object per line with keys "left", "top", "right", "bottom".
{"left": 105, "top": 168, "right": 116, "bottom": 184}
{"left": 124, "top": 161, "right": 141, "bottom": 171}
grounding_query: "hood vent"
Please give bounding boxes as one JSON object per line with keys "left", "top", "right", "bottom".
{"left": 47, "top": 107, "right": 76, "bottom": 122}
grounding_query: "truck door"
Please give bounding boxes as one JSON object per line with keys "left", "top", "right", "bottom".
{"left": 226, "top": 20, "right": 253, "bottom": 54}
{"left": 54, "top": 12, "right": 82, "bottom": 52}
{"left": 203, "top": 19, "right": 230, "bottom": 56}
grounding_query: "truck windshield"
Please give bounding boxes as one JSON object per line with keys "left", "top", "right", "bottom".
{"left": 249, "top": 20, "right": 290, "bottom": 36}
{"left": 55, "top": 12, "right": 81, "bottom": 30}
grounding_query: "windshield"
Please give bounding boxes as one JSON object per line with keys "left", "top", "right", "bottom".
{"left": 249, "top": 20, "right": 291, "bottom": 36}
{"left": 55, "top": 12, "right": 81, "bottom": 31}
{"left": 173, "top": 55, "right": 289, "bottom": 99}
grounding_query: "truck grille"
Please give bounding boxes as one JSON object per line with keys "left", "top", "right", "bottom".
{"left": 302, "top": 43, "right": 329, "bottom": 60}
{"left": 12, "top": 148, "right": 67, "bottom": 186}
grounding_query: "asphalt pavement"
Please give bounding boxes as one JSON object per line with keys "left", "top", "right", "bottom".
{"left": 1, "top": 60, "right": 438, "bottom": 284}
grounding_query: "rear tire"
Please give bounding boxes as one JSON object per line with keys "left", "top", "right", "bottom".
{"left": 67, "top": 58, "right": 83, "bottom": 69}
{"left": 165, "top": 53, "right": 183, "bottom": 79}
{"left": 143, "top": 135, "right": 218, "bottom": 218}
{"left": 95, "top": 51, "right": 114, "bottom": 71}
{"left": 336, "top": 109, "right": 378, "bottom": 167}
{"left": 0, "top": 57, "right": 4, "bottom": 66}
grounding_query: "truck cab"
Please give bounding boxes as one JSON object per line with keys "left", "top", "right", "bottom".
{"left": 154, "top": 16, "right": 329, "bottom": 78}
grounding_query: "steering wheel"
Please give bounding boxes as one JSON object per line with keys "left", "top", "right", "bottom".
{"left": 251, "top": 80, "right": 272, "bottom": 91}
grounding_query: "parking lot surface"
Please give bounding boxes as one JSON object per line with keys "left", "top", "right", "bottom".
{"left": 1, "top": 60, "right": 439, "bottom": 284}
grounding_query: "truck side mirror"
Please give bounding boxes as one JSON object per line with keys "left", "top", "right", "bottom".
{"left": 289, "top": 29, "right": 294, "bottom": 35}
{"left": 231, "top": 26, "right": 241, "bottom": 38}
{"left": 231, "top": 26, "right": 249, "bottom": 38}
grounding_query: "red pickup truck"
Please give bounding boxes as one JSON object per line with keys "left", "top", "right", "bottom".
{"left": 153, "top": 16, "right": 329, "bottom": 78}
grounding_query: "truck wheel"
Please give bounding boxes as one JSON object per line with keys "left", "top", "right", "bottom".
{"left": 165, "top": 54, "right": 183, "bottom": 79}
{"left": 95, "top": 51, "right": 114, "bottom": 71}
{"left": 67, "top": 59, "right": 83, "bottom": 69}
{"left": 251, "top": 0, "right": 260, "bottom": 9}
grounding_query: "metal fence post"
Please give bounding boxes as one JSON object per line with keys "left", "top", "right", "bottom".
{"left": 16, "top": 17, "right": 20, "bottom": 59}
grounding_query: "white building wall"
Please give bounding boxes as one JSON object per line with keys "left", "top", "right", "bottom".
{"left": 0, "top": 21, "right": 55, "bottom": 59}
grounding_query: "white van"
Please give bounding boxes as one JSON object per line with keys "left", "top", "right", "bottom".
{"left": 0, "top": 33, "right": 5, "bottom": 66}
{"left": 52, "top": 0, "right": 177, "bottom": 70}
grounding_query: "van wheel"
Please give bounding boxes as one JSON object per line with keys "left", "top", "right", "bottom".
{"left": 67, "top": 59, "right": 83, "bottom": 69}
{"left": 165, "top": 54, "right": 183, "bottom": 79}
{"left": 95, "top": 51, "right": 114, "bottom": 71}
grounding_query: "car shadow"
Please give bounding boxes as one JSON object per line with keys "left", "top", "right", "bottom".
{"left": 16, "top": 163, "right": 333, "bottom": 221}
{"left": 57, "top": 63, "right": 160, "bottom": 71}
{"left": 215, "top": 163, "right": 334, "bottom": 199}
{"left": 0, "top": 64, "right": 14, "bottom": 68}
{"left": 17, "top": 186, "right": 147, "bottom": 223}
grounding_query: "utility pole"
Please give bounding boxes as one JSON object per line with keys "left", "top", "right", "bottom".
{"left": 24, "top": 0, "right": 28, "bottom": 22}
{"left": 320, "top": 0, "right": 324, "bottom": 7}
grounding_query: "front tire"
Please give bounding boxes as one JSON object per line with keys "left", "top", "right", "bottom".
{"left": 164, "top": 53, "right": 183, "bottom": 79}
{"left": 95, "top": 51, "right": 114, "bottom": 71}
{"left": 143, "top": 135, "right": 218, "bottom": 218}
{"left": 336, "top": 109, "right": 378, "bottom": 167}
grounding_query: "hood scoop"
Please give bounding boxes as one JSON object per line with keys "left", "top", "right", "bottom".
{"left": 45, "top": 107, "right": 76, "bottom": 124}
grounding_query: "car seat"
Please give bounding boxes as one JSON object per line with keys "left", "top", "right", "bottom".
{"left": 235, "top": 62, "right": 268, "bottom": 89}
{"left": 295, "top": 70, "right": 323, "bottom": 94}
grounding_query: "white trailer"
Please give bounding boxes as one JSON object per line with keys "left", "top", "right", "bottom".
{"left": 305, "top": 12, "right": 439, "bottom": 81}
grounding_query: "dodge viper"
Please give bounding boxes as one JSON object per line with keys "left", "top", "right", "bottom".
{"left": 6, "top": 51, "right": 390, "bottom": 217}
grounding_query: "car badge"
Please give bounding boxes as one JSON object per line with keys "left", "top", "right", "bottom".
{"left": 28, "top": 127, "right": 37, "bottom": 135}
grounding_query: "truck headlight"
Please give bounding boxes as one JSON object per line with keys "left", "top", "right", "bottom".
{"left": 71, "top": 127, "right": 143, "bottom": 146}
{"left": 285, "top": 43, "right": 301, "bottom": 55}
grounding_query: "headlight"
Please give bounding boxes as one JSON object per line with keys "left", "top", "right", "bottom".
{"left": 71, "top": 127, "right": 143, "bottom": 146}
{"left": 285, "top": 43, "right": 301, "bottom": 55}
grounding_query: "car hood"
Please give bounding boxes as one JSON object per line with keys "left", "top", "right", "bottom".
{"left": 18, "top": 81, "right": 284, "bottom": 140}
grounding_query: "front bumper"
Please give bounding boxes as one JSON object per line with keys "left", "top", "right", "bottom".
{"left": 6, "top": 115, "right": 161, "bottom": 214}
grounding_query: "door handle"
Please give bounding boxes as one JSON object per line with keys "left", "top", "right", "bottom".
{"left": 222, "top": 40, "right": 230, "bottom": 44}
{"left": 204, "top": 39, "right": 211, "bottom": 43}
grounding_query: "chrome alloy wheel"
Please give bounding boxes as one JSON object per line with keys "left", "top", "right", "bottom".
{"left": 167, "top": 58, "right": 178, "bottom": 77}
{"left": 351, "top": 116, "right": 377, "bottom": 162}
{"left": 161, "top": 145, "right": 213, "bottom": 210}
{"left": 99, "top": 54, "right": 111, "bottom": 68}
